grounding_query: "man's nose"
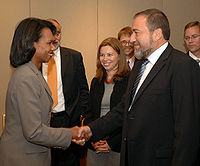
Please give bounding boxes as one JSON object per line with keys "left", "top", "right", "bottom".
{"left": 130, "top": 32, "right": 136, "bottom": 43}
{"left": 125, "top": 42, "right": 130, "bottom": 46}
{"left": 188, "top": 37, "right": 193, "bottom": 43}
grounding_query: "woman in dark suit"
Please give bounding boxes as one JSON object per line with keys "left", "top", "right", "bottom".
{"left": 85, "top": 37, "right": 130, "bottom": 166}
{"left": 0, "top": 18, "right": 81, "bottom": 166}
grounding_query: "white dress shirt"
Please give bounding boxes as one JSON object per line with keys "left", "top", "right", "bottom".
{"left": 43, "top": 47, "right": 65, "bottom": 113}
{"left": 133, "top": 42, "right": 169, "bottom": 101}
{"left": 127, "top": 56, "right": 135, "bottom": 70}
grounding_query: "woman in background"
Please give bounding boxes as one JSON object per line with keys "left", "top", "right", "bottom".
{"left": 85, "top": 37, "right": 130, "bottom": 166}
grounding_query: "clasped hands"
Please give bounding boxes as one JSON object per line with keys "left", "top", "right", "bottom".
{"left": 70, "top": 126, "right": 92, "bottom": 145}
{"left": 91, "top": 140, "right": 111, "bottom": 153}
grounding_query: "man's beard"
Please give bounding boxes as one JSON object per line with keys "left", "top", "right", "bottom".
{"left": 134, "top": 46, "right": 153, "bottom": 59}
{"left": 134, "top": 36, "right": 154, "bottom": 59}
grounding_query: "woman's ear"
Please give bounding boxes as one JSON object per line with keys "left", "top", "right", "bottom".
{"left": 33, "top": 42, "right": 37, "bottom": 49}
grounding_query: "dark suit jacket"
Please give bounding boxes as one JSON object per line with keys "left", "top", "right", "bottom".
{"left": 89, "top": 43, "right": 200, "bottom": 166}
{"left": 60, "top": 47, "right": 89, "bottom": 127}
{"left": 186, "top": 51, "right": 200, "bottom": 166}
{"left": 85, "top": 75, "right": 129, "bottom": 152}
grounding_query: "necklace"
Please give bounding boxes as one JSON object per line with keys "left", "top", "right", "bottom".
{"left": 104, "top": 79, "right": 113, "bottom": 84}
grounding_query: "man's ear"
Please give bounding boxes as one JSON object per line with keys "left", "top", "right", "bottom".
{"left": 152, "top": 28, "right": 162, "bottom": 42}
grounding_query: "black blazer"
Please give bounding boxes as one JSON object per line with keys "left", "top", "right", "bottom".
{"left": 186, "top": 51, "right": 200, "bottom": 166}
{"left": 85, "top": 75, "right": 129, "bottom": 152}
{"left": 89, "top": 43, "right": 200, "bottom": 166}
{"left": 60, "top": 47, "right": 89, "bottom": 127}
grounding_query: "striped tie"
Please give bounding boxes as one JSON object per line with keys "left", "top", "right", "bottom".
{"left": 128, "top": 59, "right": 149, "bottom": 111}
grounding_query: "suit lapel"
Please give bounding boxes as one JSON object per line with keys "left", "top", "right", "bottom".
{"left": 133, "top": 44, "right": 173, "bottom": 103}
{"left": 28, "top": 62, "right": 53, "bottom": 102}
{"left": 60, "top": 47, "right": 65, "bottom": 80}
{"left": 60, "top": 47, "right": 72, "bottom": 90}
{"left": 60, "top": 47, "right": 77, "bottom": 115}
{"left": 126, "top": 59, "right": 143, "bottom": 100}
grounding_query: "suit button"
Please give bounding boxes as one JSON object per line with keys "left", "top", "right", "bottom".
{"left": 123, "top": 137, "right": 127, "bottom": 142}
{"left": 128, "top": 116, "right": 135, "bottom": 120}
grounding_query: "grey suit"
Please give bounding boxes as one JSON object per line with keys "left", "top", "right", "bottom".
{"left": 0, "top": 61, "right": 72, "bottom": 166}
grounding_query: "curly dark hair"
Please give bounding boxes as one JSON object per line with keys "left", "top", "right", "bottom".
{"left": 10, "top": 17, "right": 56, "bottom": 68}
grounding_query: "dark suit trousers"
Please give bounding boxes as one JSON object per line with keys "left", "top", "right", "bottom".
{"left": 50, "top": 111, "right": 81, "bottom": 166}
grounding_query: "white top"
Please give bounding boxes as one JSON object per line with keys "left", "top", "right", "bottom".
{"left": 43, "top": 47, "right": 65, "bottom": 113}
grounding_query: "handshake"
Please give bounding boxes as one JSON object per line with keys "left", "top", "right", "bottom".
{"left": 70, "top": 126, "right": 92, "bottom": 145}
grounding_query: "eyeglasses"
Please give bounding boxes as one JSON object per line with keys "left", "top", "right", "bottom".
{"left": 55, "top": 31, "right": 61, "bottom": 37}
{"left": 184, "top": 34, "right": 200, "bottom": 41}
{"left": 121, "top": 40, "right": 133, "bottom": 46}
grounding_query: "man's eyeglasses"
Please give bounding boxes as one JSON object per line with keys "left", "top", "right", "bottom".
{"left": 121, "top": 40, "right": 133, "bottom": 45}
{"left": 55, "top": 31, "right": 61, "bottom": 37}
{"left": 184, "top": 34, "right": 200, "bottom": 41}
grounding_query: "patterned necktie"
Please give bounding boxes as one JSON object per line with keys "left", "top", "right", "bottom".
{"left": 128, "top": 59, "right": 149, "bottom": 111}
{"left": 47, "top": 53, "right": 58, "bottom": 109}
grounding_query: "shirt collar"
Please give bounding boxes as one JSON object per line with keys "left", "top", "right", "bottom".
{"left": 147, "top": 42, "right": 168, "bottom": 65}
{"left": 189, "top": 51, "right": 199, "bottom": 60}
{"left": 127, "top": 56, "right": 135, "bottom": 64}
{"left": 53, "top": 46, "right": 60, "bottom": 57}
{"left": 53, "top": 47, "right": 60, "bottom": 59}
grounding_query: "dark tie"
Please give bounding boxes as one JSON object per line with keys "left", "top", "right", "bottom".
{"left": 127, "top": 60, "right": 131, "bottom": 70}
{"left": 128, "top": 59, "right": 149, "bottom": 111}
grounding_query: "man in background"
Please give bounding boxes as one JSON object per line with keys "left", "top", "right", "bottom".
{"left": 43, "top": 19, "right": 89, "bottom": 166}
{"left": 184, "top": 21, "right": 200, "bottom": 166}
{"left": 118, "top": 26, "right": 135, "bottom": 70}
{"left": 184, "top": 21, "right": 200, "bottom": 66}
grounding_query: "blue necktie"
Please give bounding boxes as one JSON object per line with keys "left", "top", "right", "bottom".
{"left": 128, "top": 59, "right": 149, "bottom": 111}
